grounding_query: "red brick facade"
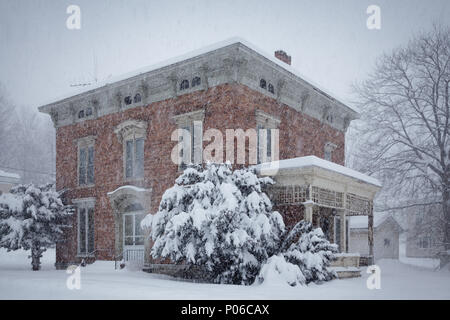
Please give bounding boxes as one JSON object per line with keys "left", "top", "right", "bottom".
{"left": 55, "top": 83, "right": 344, "bottom": 266}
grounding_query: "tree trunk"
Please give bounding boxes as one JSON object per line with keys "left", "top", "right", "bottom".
{"left": 443, "top": 189, "right": 450, "bottom": 252}
{"left": 31, "top": 241, "right": 44, "bottom": 271}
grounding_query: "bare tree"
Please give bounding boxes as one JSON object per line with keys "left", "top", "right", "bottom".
{"left": 352, "top": 25, "right": 450, "bottom": 252}
{"left": 0, "top": 83, "right": 17, "bottom": 166}
{"left": 0, "top": 83, "right": 55, "bottom": 184}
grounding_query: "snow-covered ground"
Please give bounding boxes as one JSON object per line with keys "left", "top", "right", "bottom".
{"left": 0, "top": 248, "right": 449, "bottom": 299}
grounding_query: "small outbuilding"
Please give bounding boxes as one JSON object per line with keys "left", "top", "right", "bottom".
{"left": 349, "top": 213, "right": 403, "bottom": 261}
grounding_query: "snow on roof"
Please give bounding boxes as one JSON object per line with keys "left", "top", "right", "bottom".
{"left": 349, "top": 213, "right": 400, "bottom": 230}
{"left": 107, "top": 185, "right": 149, "bottom": 196}
{"left": 0, "top": 169, "right": 20, "bottom": 180}
{"left": 38, "top": 37, "right": 356, "bottom": 114}
{"left": 257, "top": 156, "right": 382, "bottom": 187}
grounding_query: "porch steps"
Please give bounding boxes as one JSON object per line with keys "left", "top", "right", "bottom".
{"left": 329, "top": 253, "right": 361, "bottom": 279}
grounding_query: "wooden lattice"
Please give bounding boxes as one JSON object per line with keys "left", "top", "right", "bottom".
{"left": 268, "top": 185, "right": 372, "bottom": 216}
{"left": 269, "top": 185, "right": 307, "bottom": 204}
{"left": 311, "top": 186, "right": 344, "bottom": 209}
{"left": 346, "top": 193, "right": 371, "bottom": 216}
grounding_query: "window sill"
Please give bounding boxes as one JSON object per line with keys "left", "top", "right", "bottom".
{"left": 77, "top": 184, "right": 95, "bottom": 189}
{"left": 76, "top": 254, "right": 95, "bottom": 258}
{"left": 124, "top": 177, "right": 145, "bottom": 183}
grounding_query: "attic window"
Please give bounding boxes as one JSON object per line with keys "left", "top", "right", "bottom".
{"left": 134, "top": 93, "right": 142, "bottom": 104}
{"left": 326, "top": 114, "right": 334, "bottom": 123}
{"left": 260, "top": 79, "right": 267, "bottom": 89}
{"left": 78, "top": 110, "right": 85, "bottom": 119}
{"left": 192, "top": 76, "right": 201, "bottom": 87}
{"left": 180, "top": 80, "right": 190, "bottom": 90}
{"left": 268, "top": 83, "right": 274, "bottom": 94}
{"left": 85, "top": 107, "right": 93, "bottom": 117}
{"left": 124, "top": 96, "right": 132, "bottom": 105}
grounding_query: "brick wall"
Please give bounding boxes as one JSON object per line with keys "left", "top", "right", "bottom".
{"left": 55, "top": 83, "right": 345, "bottom": 266}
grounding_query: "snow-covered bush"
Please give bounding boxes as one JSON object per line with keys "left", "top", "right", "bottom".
{"left": 257, "top": 220, "right": 338, "bottom": 286}
{"left": 142, "top": 163, "right": 285, "bottom": 285}
{"left": 256, "top": 254, "right": 305, "bottom": 287}
{"left": 0, "top": 184, "right": 71, "bottom": 270}
{"left": 281, "top": 221, "right": 338, "bottom": 283}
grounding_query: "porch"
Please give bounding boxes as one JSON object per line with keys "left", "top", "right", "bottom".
{"left": 257, "top": 156, "right": 382, "bottom": 271}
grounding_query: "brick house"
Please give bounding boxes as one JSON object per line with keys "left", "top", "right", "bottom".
{"left": 38, "top": 38, "right": 381, "bottom": 270}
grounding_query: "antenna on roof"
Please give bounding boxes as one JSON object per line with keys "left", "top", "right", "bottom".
{"left": 69, "top": 51, "right": 99, "bottom": 88}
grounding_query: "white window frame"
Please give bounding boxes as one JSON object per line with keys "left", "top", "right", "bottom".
{"left": 324, "top": 142, "right": 337, "bottom": 162}
{"left": 123, "top": 211, "right": 145, "bottom": 249}
{"left": 255, "top": 110, "right": 280, "bottom": 164}
{"left": 76, "top": 136, "right": 96, "bottom": 187}
{"left": 114, "top": 120, "right": 148, "bottom": 181}
{"left": 124, "top": 136, "right": 145, "bottom": 180}
{"left": 73, "top": 198, "right": 95, "bottom": 257}
{"left": 173, "top": 109, "right": 205, "bottom": 170}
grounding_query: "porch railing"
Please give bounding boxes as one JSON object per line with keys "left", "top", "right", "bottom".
{"left": 114, "top": 248, "right": 145, "bottom": 269}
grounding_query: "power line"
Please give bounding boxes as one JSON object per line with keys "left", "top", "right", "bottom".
{"left": 0, "top": 165, "right": 56, "bottom": 176}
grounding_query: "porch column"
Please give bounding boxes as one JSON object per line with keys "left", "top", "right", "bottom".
{"left": 304, "top": 201, "right": 314, "bottom": 223}
{"left": 368, "top": 202, "right": 374, "bottom": 264}
{"left": 340, "top": 209, "right": 347, "bottom": 253}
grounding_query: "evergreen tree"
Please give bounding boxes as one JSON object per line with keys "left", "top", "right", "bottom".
{"left": 0, "top": 184, "right": 71, "bottom": 270}
{"left": 142, "top": 163, "right": 285, "bottom": 285}
{"left": 281, "top": 220, "right": 338, "bottom": 284}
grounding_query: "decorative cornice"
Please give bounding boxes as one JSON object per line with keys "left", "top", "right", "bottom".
{"left": 38, "top": 41, "right": 359, "bottom": 132}
{"left": 74, "top": 135, "right": 96, "bottom": 147}
{"left": 173, "top": 109, "right": 205, "bottom": 126}
{"left": 114, "top": 119, "right": 148, "bottom": 144}
{"left": 255, "top": 109, "right": 281, "bottom": 128}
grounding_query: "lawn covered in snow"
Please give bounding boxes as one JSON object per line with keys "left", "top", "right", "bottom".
{"left": 0, "top": 248, "right": 449, "bottom": 299}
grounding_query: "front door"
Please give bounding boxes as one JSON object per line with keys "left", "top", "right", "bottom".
{"left": 334, "top": 216, "right": 349, "bottom": 252}
{"left": 123, "top": 212, "right": 144, "bottom": 250}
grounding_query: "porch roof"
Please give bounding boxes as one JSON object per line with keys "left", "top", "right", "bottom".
{"left": 256, "top": 156, "right": 381, "bottom": 188}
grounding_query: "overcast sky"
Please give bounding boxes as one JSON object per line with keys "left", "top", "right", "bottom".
{"left": 0, "top": 0, "right": 449, "bottom": 110}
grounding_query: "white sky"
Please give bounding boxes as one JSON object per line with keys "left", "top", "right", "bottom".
{"left": 0, "top": 0, "right": 449, "bottom": 109}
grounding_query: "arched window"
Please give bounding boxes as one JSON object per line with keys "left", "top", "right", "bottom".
{"left": 268, "top": 83, "right": 274, "bottom": 94}
{"left": 192, "top": 76, "right": 201, "bottom": 87}
{"left": 124, "top": 96, "right": 132, "bottom": 105}
{"left": 134, "top": 93, "right": 142, "bottom": 103}
{"left": 85, "top": 107, "right": 93, "bottom": 117}
{"left": 180, "top": 80, "right": 190, "bottom": 90}
{"left": 260, "top": 79, "right": 267, "bottom": 89}
{"left": 78, "top": 110, "right": 85, "bottom": 119}
{"left": 326, "top": 114, "right": 334, "bottom": 123}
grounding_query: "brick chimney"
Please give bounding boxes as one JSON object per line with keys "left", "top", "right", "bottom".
{"left": 274, "top": 50, "right": 291, "bottom": 65}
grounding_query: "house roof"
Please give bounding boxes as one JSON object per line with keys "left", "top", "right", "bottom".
{"left": 38, "top": 37, "right": 357, "bottom": 115}
{"left": 256, "top": 156, "right": 382, "bottom": 187}
{"left": 350, "top": 213, "right": 403, "bottom": 231}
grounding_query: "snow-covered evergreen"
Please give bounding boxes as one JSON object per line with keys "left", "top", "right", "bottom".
{"left": 0, "top": 184, "right": 71, "bottom": 270}
{"left": 257, "top": 221, "right": 338, "bottom": 286}
{"left": 142, "top": 163, "right": 285, "bottom": 285}
{"left": 282, "top": 221, "right": 338, "bottom": 283}
{"left": 142, "top": 163, "right": 338, "bottom": 286}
